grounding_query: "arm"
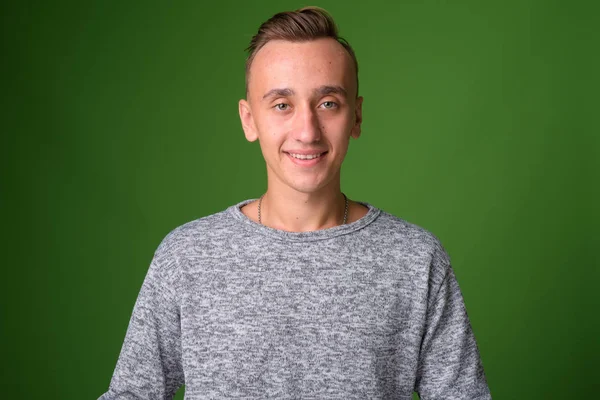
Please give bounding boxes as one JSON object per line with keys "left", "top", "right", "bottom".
{"left": 98, "top": 250, "right": 184, "bottom": 400}
{"left": 415, "top": 243, "right": 491, "bottom": 400}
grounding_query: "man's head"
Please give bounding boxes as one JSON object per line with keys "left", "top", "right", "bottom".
{"left": 244, "top": 6, "right": 359, "bottom": 97}
{"left": 239, "top": 7, "right": 363, "bottom": 195}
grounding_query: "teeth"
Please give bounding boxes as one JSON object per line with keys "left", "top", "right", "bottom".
{"left": 289, "top": 153, "right": 322, "bottom": 160}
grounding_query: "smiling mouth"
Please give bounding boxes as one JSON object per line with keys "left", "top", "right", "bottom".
{"left": 287, "top": 152, "right": 327, "bottom": 160}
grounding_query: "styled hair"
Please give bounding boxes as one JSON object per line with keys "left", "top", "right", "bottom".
{"left": 245, "top": 6, "right": 359, "bottom": 95}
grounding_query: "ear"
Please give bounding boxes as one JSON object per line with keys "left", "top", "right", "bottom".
{"left": 350, "top": 96, "right": 363, "bottom": 139}
{"left": 239, "top": 99, "right": 258, "bottom": 142}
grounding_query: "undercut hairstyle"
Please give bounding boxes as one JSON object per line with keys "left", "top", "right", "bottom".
{"left": 245, "top": 6, "right": 359, "bottom": 96}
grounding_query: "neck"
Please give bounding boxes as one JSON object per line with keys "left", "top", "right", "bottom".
{"left": 259, "top": 185, "right": 347, "bottom": 232}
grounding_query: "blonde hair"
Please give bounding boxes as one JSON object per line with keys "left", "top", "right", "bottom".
{"left": 245, "top": 6, "right": 359, "bottom": 95}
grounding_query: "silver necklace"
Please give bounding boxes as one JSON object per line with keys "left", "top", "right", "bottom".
{"left": 258, "top": 194, "right": 349, "bottom": 225}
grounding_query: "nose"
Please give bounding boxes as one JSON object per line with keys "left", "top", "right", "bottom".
{"left": 292, "top": 104, "right": 321, "bottom": 143}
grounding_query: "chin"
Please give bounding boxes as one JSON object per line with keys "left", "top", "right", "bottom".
{"left": 286, "top": 178, "right": 333, "bottom": 194}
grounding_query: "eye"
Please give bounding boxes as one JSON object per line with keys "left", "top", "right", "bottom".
{"left": 320, "top": 101, "right": 338, "bottom": 109}
{"left": 274, "top": 103, "right": 290, "bottom": 111}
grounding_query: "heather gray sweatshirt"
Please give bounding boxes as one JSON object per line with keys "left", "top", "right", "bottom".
{"left": 99, "top": 200, "right": 491, "bottom": 400}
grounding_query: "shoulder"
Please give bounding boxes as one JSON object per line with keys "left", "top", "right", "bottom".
{"left": 364, "top": 208, "right": 451, "bottom": 276}
{"left": 370, "top": 210, "right": 443, "bottom": 250}
{"left": 152, "top": 207, "right": 239, "bottom": 261}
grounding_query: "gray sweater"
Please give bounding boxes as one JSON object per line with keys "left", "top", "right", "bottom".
{"left": 99, "top": 200, "right": 491, "bottom": 400}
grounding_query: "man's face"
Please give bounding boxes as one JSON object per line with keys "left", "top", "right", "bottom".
{"left": 239, "top": 38, "right": 363, "bottom": 195}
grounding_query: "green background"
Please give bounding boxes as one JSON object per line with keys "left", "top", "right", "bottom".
{"left": 1, "top": 0, "right": 598, "bottom": 399}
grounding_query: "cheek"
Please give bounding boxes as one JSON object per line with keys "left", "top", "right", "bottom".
{"left": 256, "top": 116, "right": 288, "bottom": 138}
{"left": 255, "top": 127, "right": 285, "bottom": 154}
{"left": 323, "top": 113, "right": 355, "bottom": 138}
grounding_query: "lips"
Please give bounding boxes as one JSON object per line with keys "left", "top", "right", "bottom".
{"left": 284, "top": 150, "right": 328, "bottom": 166}
{"left": 288, "top": 152, "right": 326, "bottom": 160}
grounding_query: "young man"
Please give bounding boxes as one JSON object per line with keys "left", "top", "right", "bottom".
{"left": 100, "top": 7, "right": 491, "bottom": 400}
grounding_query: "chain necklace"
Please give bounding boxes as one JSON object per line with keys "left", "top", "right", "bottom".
{"left": 258, "top": 194, "right": 349, "bottom": 226}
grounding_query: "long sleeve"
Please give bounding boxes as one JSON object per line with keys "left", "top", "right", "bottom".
{"left": 98, "top": 251, "right": 184, "bottom": 400}
{"left": 414, "top": 244, "right": 491, "bottom": 400}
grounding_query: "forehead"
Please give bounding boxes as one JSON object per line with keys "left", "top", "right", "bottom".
{"left": 248, "top": 38, "right": 356, "bottom": 98}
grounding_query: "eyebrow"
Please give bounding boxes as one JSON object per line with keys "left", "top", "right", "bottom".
{"left": 314, "top": 85, "right": 347, "bottom": 97}
{"left": 261, "top": 85, "right": 348, "bottom": 101}
{"left": 262, "top": 88, "right": 294, "bottom": 100}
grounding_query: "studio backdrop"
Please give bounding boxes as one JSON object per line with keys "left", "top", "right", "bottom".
{"left": 1, "top": 0, "right": 597, "bottom": 399}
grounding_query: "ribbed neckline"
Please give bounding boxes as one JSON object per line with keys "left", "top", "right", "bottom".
{"left": 227, "top": 199, "right": 381, "bottom": 242}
